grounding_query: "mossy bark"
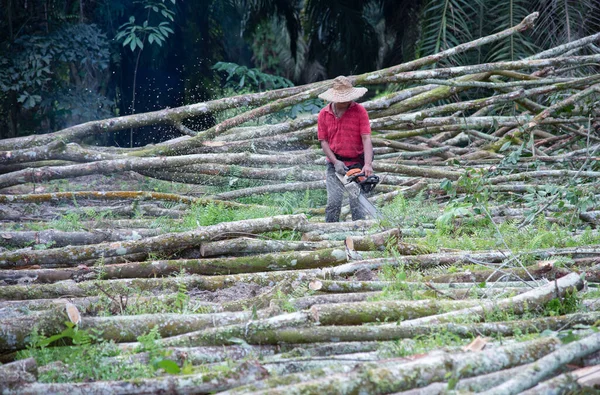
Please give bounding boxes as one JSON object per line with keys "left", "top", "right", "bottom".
{"left": 3, "top": 360, "right": 269, "bottom": 395}
{"left": 0, "top": 269, "right": 324, "bottom": 300}
{"left": 240, "top": 312, "right": 600, "bottom": 346}
{"left": 96, "top": 248, "right": 347, "bottom": 279}
{"left": 0, "top": 214, "right": 308, "bottom": 268}
{"left": 251, "top": 337, "right": 560, "bottom": 394}
{"left": 481, "top": 332, "right": 600, "bottom": 395}
{"left": 310, "top": 299, "right": 481, "bottom": 325}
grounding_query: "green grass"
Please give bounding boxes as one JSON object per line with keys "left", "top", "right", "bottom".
{"left": 379, "top": 331, "right": 468, "bottom": 358}
{"left": 377, "top": 193, "right": 442, "bottom": 229}
{"left": 416, "top": 217, "right": 600, "bottom": 252}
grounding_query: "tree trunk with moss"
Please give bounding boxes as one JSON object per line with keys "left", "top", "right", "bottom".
{"left": 0, "top": 214, "right": 308, "bottom": 269}
{"left": 247, "top": 337, "right": 559, "bottom": 394}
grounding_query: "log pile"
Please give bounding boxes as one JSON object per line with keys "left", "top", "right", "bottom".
{"left": 1, "top": 11, "right": 600, "bottom": 394}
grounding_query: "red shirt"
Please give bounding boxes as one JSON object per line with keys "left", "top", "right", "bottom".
{"left": 317, "top": 102, "right": 371, "bottom": 165}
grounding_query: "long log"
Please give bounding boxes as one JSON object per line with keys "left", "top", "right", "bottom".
{"left": 0, "top": 358, "right": 38, "bottom": 390}
{"left": 310, "top": 279, "right": 539, "bottom": 293}
{"left": 241, "top": 312, "right": 600, "bottom": 345}
{"left": 49, "top": 248, "right": 348, "bottom": 280}
{"left": 309, "top": 299, "right": 481, "bottom": 325}
{"left": 3, "top": 360, "right": 269, "bottom": 395}
{"left": 519, "top": 366, "right": 600, "bottom": 395}
{"left": 0, "top": 269, "right": 325, "bottom": 300}
{"left": 396, "top": 363, "right": 537, "bottom": 394}
{"left": 425, "top": 263, "right": 570, "bottom": 283}
{"left": 398, "top": 272, "right": 582, "bottom": 327}
{"left": 106, "top": 344, "right": 279, "bottom": 366}
{"left": 248, "top": 337, "right": 560, "bottom": 394}
{"left": 0, "top": 190, "right": 249, "bottom": 207}
{"left": 138, "top": 312, "right": 313, "bottom": 349}
{"left": 0, "top": 229, "right": 161, "bottom": 248}
{"left": 198, "top": 237, "right": 342, "bottom": 257}
{"left": 481, "top": 332, "right": 600, "bottom": 395}
{"left": 0, "top": 214, "right": 308, "bottom": 268}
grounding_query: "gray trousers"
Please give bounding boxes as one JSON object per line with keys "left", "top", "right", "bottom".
{"left": 325, "top": 163, "right": 367, "bottom": 222}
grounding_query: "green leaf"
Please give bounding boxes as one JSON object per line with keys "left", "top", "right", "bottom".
{"left": 499, "top": 141, "right": 511, "bottom": 152}
{"left": 155, "top": 359, "right": 180, "bottom": 374}
{"left": 129, "top": 38, "right": 137, "bottom": 52}
{"left": 135, "top": 37, "right": 144, "bottom": 50}
{"left": 123, "top": 35, "right": 133, "bottom": 47}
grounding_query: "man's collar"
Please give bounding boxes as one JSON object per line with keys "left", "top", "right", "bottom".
{"left": 325, "top": 101, "right": 356, "bottom": 114}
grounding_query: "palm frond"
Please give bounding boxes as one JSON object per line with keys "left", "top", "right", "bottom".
{"left": 484, "top": 0, "right": 539, "bottom": 62}
{"left": 532, "top": 0, "right": 600, "bottom": 50}
{"left": 416, "top": 0, "right": 484, "bottom": 66}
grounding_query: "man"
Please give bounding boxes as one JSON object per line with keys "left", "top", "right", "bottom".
{"left": 317, "top": 75, "right": 373, "bottom": 222}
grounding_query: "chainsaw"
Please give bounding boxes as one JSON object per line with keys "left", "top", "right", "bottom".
{"left": 335, "top": 167, "right": 381, "bottom": 218}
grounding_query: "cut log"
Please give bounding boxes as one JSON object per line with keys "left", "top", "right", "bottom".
{"left": 0, "top": 268, "right": 325, "bottom": 300}
{"left": 396, "top": 363, "right": 535, "bottom": 394}
{"left": 0, "top": 229, "right": 161, "bottom": 249}
{"left": 0, "top": 358, "right": 38, "bottom": 391}
{"left": 0, "top": 214, "right": 308, "bottom": 268}
{"left": 247, "top": 312, "right": 600, "bottom": 345}
{"left": 399, "top": 272, "right": 582, "bottom": 327}
{"left": 248, "top": 337, "right": 559, "bottom": 394}
{"left": 425, "top": 263, "right": 570, "bottom": 283}
{"left": 156, "top": 312, "right": 312, "bottom": 349}
{"left": 197, "top": 237, "right": 342, "bottom": 257}
{"left": 520, "top": 365, "right": 600, "bottom": 395}
{"left": 309, "top": 299, "right": 482, "bottom": 325}
{"left": 2, "top": 360, "right": 269, "bottom": 395}
{"left": 95, "top": 248, "right": 348, "bottom": 279}
{"left": 481, "top": 331, "right": 600, "bottom": 395}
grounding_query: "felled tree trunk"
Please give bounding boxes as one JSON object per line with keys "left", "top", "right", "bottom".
{"left": 309, "top": 299, "right": 481, "bottom": 325}
{"left": 0, "top": 358, "right": 38, "bottom": 391}
{"left": 242, "top": 312, "right": 600, "bottom": 345}
{"left": 400, "top": 272, "right": 582, "bottom": 327}
{"left": 197, "top": 238, "right": 342, "bottom": 257}
{"left": 49, "top": 248, "right": 348, "bottom": 280}
{"left": 3, "top": 360, "right": 269, "bottom": 395}
{"left": 0, "top": 269, "right": 324, "bottom": 300}
{"left": 425, "top": 262, "right": 570, "bottom": 283}
{"left": 0, "top": 214, "right": 308, "bottom": 268}
{"left": 249, "top": 337, "right": 559, "bottom": 394}
{"left": 0, "top": 229, "right": 161, "bottom": 248}
{"left": 481, "top": 332, "right": 600, "bottom": 395}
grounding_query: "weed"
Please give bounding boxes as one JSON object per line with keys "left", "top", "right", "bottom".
{"left": 50, "top": 212, "right": 83, "bottom": 231}
{"left": 375, "top": 264, "right": 422, "bottom": 301}
{"left": 18, "top": 323, "right": 155, "bottom": 382}
{"left": 379, "top": 331, "right": 466, "bottom": 358}
{"left": 136, "top": 327, "right": 181, "bottom": 374}
{"left": 181, "top": 202, "right": 280, "bottom": 230}
{"left": 378, "top": 193, "right": 441, "bottom": 229}
{"left": 173, "top": 271, "right": 190, "bottom": 314}
{"left": 544, "top": 288, "right": 580, "bottom": 316}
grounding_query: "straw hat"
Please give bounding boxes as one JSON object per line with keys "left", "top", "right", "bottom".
{"left": 318, "top": 76, "right": 367, "bottom": 103}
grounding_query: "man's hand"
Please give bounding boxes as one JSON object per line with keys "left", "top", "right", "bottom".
{"left": 362, "top": 163, "right": 373, "bottom": 176}
{"left": 334, "top": 160, "right": 348, "bottom": 175}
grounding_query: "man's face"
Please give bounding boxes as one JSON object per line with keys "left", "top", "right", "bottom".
{"left": 336, "top": 101, "right": 351, "bottom": 109}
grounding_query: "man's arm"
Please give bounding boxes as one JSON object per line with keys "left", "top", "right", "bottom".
{"left": 320, "top": 140, "right": 338, "bottom": 163}
{"left": 361, "top": 134, "right": 373, "bottom": 176}
{"left": 321, "top": 140, "right": 347, "bottom": 174}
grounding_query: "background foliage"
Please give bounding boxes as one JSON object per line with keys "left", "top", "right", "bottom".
{"left": 0, "top": 0, "right": 599, "bottom": 142}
